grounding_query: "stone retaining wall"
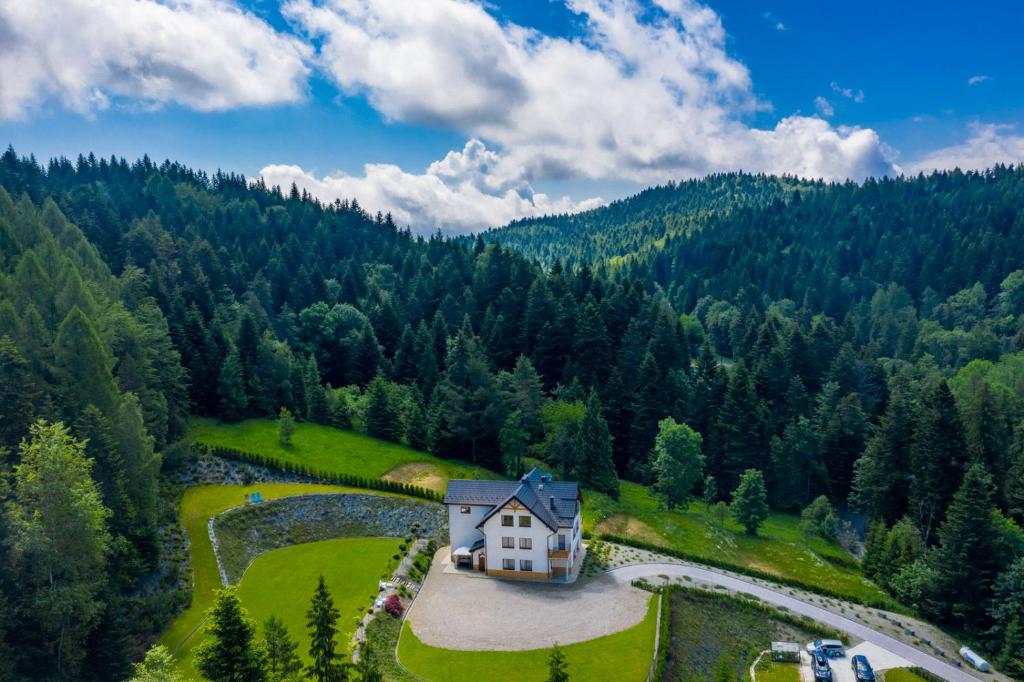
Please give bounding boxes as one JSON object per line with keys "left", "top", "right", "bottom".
{"left": 212, "top": 493, "right": 448, "bottom": 584}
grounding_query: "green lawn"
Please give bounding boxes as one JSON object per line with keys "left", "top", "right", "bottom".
{"left": 397, "top": 596, "right": 658, "bottom": 682}
{"left": 755, "top": 660, "right": 801, "bottom": 682}
{"left": 190, "top": 418, "right": 500, "bottom": 492}
{"left": 236, "top": 538, "right": 400, "bottom": 665}
{"left": 585, "top": 481, "right": 893, "bottom": 606}
{"left": 158, "top": 483, "right": 365, "bottom": 678}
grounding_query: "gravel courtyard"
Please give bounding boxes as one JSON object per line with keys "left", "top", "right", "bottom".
{"left": 406, "top": 547, "right": 651, "bottom": 650}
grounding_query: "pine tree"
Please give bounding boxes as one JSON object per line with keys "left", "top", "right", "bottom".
{"left": 769, "top": 416, "right": 824, "bottom": 511}
{"left": 404, "top": 395, "right": 429, "bottom": 451}
{"left": 716, "top": 364, "right": 765, "bottom": 492}
{"left": 651, "top": 417, "right": 705, "bottom": 510}
{"left": 989, "top": 558, "right": 1024, "bottom": 678}
{"left": 910, "top": 379, "right": 967, "bottom": 542}
{"left": 546, "top": 643, "right": 570, "bottom": 682}
{"left": 195, "top": 587, "right": 267, "bottom": 682}
{"left": 306, "top": 575, "right": 345, "bottom": 682}
{"left": 218, "top": 349, "right": 248, "bottom": 422}
{"left": 264, "top": 614, "right": 302, "bottom": 682}
{"left": 113, "top": 393, "right": 161, "bottom": 541}
{"left": 575, "top": 390, "right": 620, "bottom": 498}
{"left": 304, "top": 357, "right": 329, "bottom": 425}
{"left": 54, "top": 305, "right": 119, "bottom": 419}
{"left": 0, "top": 335, "right": 41, "bottom": 448}
{"left": 731, "top": 468, "right": 769, "bottom": 535}
{"left": 1007, "top": 422, "right": 1024, "bottom": 523}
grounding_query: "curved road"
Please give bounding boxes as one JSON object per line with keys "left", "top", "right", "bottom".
{"left": 609, "top": 563, "right": 978, "bottom": 682}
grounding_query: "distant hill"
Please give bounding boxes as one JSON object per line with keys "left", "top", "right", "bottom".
{"left": 482, "top": 173, "right": 821, "bottom": 266}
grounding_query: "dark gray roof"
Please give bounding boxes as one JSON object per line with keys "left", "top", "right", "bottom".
{"left": 444, "top": 468, "right": 580, "bottom": 530}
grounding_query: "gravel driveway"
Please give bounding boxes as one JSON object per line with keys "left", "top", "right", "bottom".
{"left": 406, "top": 548, "right": 650, "bottom": 650}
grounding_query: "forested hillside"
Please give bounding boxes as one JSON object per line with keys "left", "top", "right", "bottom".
{"left": 482, "top": 174, "right": 816, "bottom": 266}
{"left": 1, "top": 148, "right": 1024, "bottom": 678}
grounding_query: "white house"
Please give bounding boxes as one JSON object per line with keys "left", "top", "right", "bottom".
{"left": 443, "top": 468, "right": 584, "bottom": 581}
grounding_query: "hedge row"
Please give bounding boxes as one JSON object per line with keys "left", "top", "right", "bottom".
{"left": 196, "top": 443, "right": 444, "bottom": 503}
{"left": 597, "top": 533, "right": 900, "bottom": 611}
{"left": 653, "top": 585, "right": 843, "bottom": 681}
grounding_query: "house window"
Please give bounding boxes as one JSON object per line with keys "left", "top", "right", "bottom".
{"left": 502, "top": 558, "right": 515, "bottom": 570}
{"left": 518, "top": 515, "right": 532, "bottom": 527}
{"left": 519, "top": 537, "right": 532, "bottom": 550}
{"left": 460, "top": 505, "right": 471, "bottom": 514}
{"left": 520, "top": 559, "right": 533, "bottom": 572}
{"left": 557, "top": 534, "right": 566, "bottom": 550}
{"left": 501, "top": 514, "right": 514, "bottom": 527}
{"left": 502, "top": 536, "right": 514, "bottom": 549}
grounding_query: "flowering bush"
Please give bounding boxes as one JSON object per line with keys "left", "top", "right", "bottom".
{"left": 384, "top": 594, "right": 404, "bottom": 618}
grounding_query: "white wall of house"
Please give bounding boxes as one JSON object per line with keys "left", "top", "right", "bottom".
{"left": 447, "top": 503, "right": 489, "bottom": 553}
{"left": 481, "top": 503, "right": 554, "bottom": 575}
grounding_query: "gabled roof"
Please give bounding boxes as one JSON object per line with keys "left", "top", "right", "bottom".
{"left": 444, "top": 468, "right": 581, "bottom": 531}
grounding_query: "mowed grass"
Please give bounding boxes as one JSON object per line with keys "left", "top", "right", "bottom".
{"left": 585, "top": 481, "right": 892, "bottom": 607}
{"left": 236, "top": 538, "right": 399, "bottom": 665}
{"left": 190, "top": 418, "right": 500, "bottom": 492}
{"left": 158, "top": 483, "right": 365, "bottom": 678}
{"left": 397, "top": 596, "right": 658, "bottom": 682}
{"left": 755, "top": 660, "right": 801, "bottom": 682}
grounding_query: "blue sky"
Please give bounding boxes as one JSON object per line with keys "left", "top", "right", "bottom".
{"left": 1, "top": 0, "right": 1022, "bottom": 233}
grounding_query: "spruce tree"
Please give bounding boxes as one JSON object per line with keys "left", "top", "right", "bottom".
{"left": 575, "top": 390, "right": 620, "bottom": 499}
{"left": 306, "top": 575, "right": 345, "bottom": 682}
{"left": 195, "top": 587, "right": 267, "bottom": 682}
{"left": 989, "top": 558, "right": 1024, "bottom": 678}
{"left": 910, "top": 379, "right": 967, "bottom": 543}
{"left": 547, "top": 643, "right": 570, "bottom": 682}
{"left": 930, "top": 463, "right": 1002, "bottom": 631}
{"left": 218, "top": 349, "right": 248, "bottom": 422}
{"left": 364, "top": 375, "right": 399, "bottom": 441}
{"left": 264, "top": 614, "right": 301, "bottom": 682}
{"left": 499, "top": 410, "right": 528, "bottom": 478}
{"left": 404, "top": 395, "right": 429, "bottom": 451}
{"left": 278, "top": 407, "right": 295, "bottom": 446}
{"left": 54, "top": 305, "right": 119, "bottom": 418}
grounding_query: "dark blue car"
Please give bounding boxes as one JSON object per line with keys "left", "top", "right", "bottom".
{"left": 813, "top": 650, "right": 833, "bottom": 681}
{"left": 851, "top": 655, "right": 875, "bottom": 682}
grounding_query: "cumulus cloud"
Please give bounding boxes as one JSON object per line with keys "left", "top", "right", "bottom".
{"left": 907, "top": 123, "right": 1024, "bottom": 174}
{"left": 967, "top": 74, "right": 991, "bottom": 86}
{"left": 814, "top": 96, "right": 835, "bottom": 118}
{"left": 830, "top": 81, "right": 865, "bottom": 103}
{"left": 274, "top": 0, "right": 896, "bottom": 231}
{"left": 0, "top": 0, "right": 311, "bottom": 119}
{"left": 260, "top": 139, "right": 605, "bottom": 235}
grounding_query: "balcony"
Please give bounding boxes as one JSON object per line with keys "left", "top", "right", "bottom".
{"left": 548, "top": 548, "right": 570, "bottom": 560}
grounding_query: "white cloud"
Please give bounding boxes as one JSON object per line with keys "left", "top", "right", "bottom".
{"left": 830, "top": 81, "right": 864, "bottom": 103}
{"left": 260, "top": 140, "right": 605, "bottom": 235}
{"left": 907, "top": 123, "right": 1024, "bottom": 174}
{"left": 968, "top": 75, "right": 991, "bottom": 86}
{"left": 276, "top": 0, "right": 896, "bottom": 231}
{"left": 762, "top": 11, "right": 785, "bottom": 31}
{"left": 814, "top": 96, "right": 834, "bottom": 118}
{"left": 0, "top": 0, "right": 311, "bottom": 119}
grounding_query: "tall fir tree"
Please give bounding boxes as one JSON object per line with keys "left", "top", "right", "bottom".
{"left": 306, "top": 575, "right": 345, "bottom": 682}
{"left": 574, "top": 390, "right": 620, "bottom": 498}
{"left": 195, "top": 587, "right": 267, "bottom": 682}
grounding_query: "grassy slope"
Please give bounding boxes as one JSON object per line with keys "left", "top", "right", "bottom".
{"left": 585, "top": 481, "right": 891, "bottom": 605}
{"left": 190, "top": 418, "right": 500, "bottom": 491}
{"left": 881, "top": 669, "right": 930, "bottom": 682}
{"left": 397, "top": 596, "right": 658, "bottom": 682}
{"left": 236, "top": 538, "right": 400, "bottom": 665}
{"left": 158, "top": 483, "right": 363, "bottom": 678}
{"left": 662, "top": 589, "right": 826, "bottom": 682}
{"left": 190, "top": 420, "right": 887, "bottom": 605}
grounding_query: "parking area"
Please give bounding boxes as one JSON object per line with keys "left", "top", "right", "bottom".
{"left": 800, "top": 642, "right": 912, "bottom": 682}
{"left": 406, "top": 547, "right": 650, "bottom": 650}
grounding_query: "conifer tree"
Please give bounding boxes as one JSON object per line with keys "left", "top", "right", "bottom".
{"left": 113, "top": 393, "right": 161, "bottom": 540}
{"left": 547, "top": 643, "right": 570, "bottom": 682}
{"left": 306, "top": 575, "right": 345, "bottom": 682}
{"left": 54, "top": 305, "right": 119, "bottom": 418}
{"left": 702, "top": 475, "right": 718, "bottom": 509}
{"left": 910, "top": 379, "right": 967, "bottom": 542}
{"left": 404, "top": 395, "right": 429, "bottom": 451}
{"left": 499, "top": 410, "right": 528, "bottom": 478}
{"left": 278, "top": 407, "right": 295, "bottom": 446}
{"left": 264, "top": 614, "right": 302, "bottom": 682}
{"left": 195, "top": 587, "right": 267, "bottom": 682}
{"left": 575, "top": 390, "right": 620, "bottom": 498}
{"left": 218, "top": 349, "right": 248, "bottom": 422}
{"left": 364, "top": 375, "right": 399, "bottom": 441}
{"left": 0, "top": 335, "right": 40, "bottom": 448}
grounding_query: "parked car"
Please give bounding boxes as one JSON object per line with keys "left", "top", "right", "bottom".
{"left": 806, "top": 639, "right": 846, "bottom": 658}
{"left": 812, "top": 650, "right": 833, "bottom": 681}
{"left": 851, "top": 655, "right": 875, "bottom": 682}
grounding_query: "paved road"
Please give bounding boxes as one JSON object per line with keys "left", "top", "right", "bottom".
{"left": 609, "top": 563, "right": 979, "bottom": 682}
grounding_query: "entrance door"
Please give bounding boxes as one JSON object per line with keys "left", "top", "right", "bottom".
{"left": 558, "top": 534, "right": 566, "bottom": 550}
{"left": 477, "top": 553, "right": 486, "bottom": 572}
